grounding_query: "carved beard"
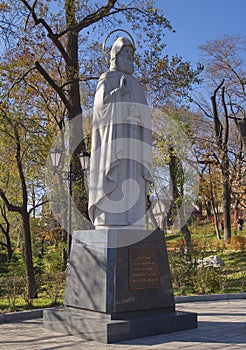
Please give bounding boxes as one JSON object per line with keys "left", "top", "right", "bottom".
{"left": 115, "top": 57, "right": 134, "bottom": 74}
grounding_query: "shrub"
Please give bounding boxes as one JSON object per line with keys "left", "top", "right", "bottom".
{"left": 229, "top": 236, "right": 246, "bottom": 251}
{"left": 168, "top": 249, "right": 227, "bottom": 295}
{"left": 41, "top": 271, "right": 66, "bottom": 306}
{"left": 192, "top": 266, "right": 221, "bottom": 294}
{"left": 0, "top": 275, "right": 25, "bottom": 310}
{"left": 168, "top": 251, "right": 197, "bottom": 295}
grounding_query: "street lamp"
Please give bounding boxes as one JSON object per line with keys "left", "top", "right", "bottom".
{"left": 50, "top": 148, "right": 62, "bottom": 168}
{"left": 51, "top": 149, "right": 90, "bottom": 171}
{"left": 50, "top": 148, "right": 90, "bottom": 261}
{"left": 79, "top": 151, "right": 90, "bottom": 171}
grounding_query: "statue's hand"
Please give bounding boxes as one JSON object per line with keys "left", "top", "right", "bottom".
{"left": 120, "top": 74, "right": 129, "bottom": 96}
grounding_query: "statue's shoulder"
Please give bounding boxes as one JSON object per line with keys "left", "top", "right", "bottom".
{"left": 99, "top": 70, "right": 121, "bottom": 81}
{"left": 129, "top": 74, "right": 143, "bottom": 87}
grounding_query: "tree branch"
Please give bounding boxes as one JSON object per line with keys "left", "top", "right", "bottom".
{"left": 224, "top": 61, "right": 246, "bottom": 96}
{"left": 193, "top": 100, "right": 213, "bottom": 119}
{"left": 21, "top": 0, "right": 71, "bottom": 64}
{"left": 221, "top": 86, "right": 229, "bottom": 146}
{"left": 211, "top": 80, "right": 224, "bottom": 142}
{"left": 35, "top": 61, "right": 72, "bottom": 115}
{"left": 7, "top": 67, "right": 36, "bottom": 97}
{"left": 0, "top": 203, "right": 10, "bottom": 234}
{"left": 28, "top": 199, "right": 49, "bottom": 215}
{"left": 13, "top": 125, "right": 30, "bottom": 211}
{"left": 57, "top": 0, "right": 118, "bottom": 37}
{"left": 0, "top": 240, "right": 7, "bottom": 248}
{"left": 0, "top": 190, "right": 21, "bottom": 213}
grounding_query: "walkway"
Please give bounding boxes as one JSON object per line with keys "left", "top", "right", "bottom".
{"left": 0, "top": 299, "right": 245, "bottom": 349}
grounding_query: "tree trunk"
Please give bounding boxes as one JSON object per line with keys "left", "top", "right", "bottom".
{"left": 15, "top": 125, "right": 37, "bottom": 299}
{"left": 22, "top": 211, "right": 37, "bottom": 299}
{"left": 208, "top": 165, "right": 221, "bottom": 240}
{"left": 211, "top": 201, "right": 221, "bottom": 240}
{"left": 5, "top": 229, "right": 12, "bottom": 262}
{"left": 222, "top": 179, "right": 231, "bottom": 242}
{"left": 0, "top": 204, "right": 13, "bottom": 261}
{"left": 233, "top": 199, "right": 240, "bottom": 226}
{"left": 65, "top": 0, "right": 88, "bottom": 221}
{"left": 61, "top": 228, "right": 68, "bottom": 269}
{"left": 179, "top": 206, "right": 192, "bottom": 254}
{"left": 237, "top": 118, "right": 246, "bottom": 159}
{"left": 169, "top": 146, "right": 191, "bottom": 252}
{"left": 205, "top": 201, "right": 212, "bottom": 218}
{"left": 221, "top": 150, "right": 231, "bottom": 241}
{"left": 210, "top": 83, "right": 231, "bottom": 241}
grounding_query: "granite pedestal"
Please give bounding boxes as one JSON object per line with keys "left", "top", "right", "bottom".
{"left": 43, "top": 229, "right": 197, "bottom": 343}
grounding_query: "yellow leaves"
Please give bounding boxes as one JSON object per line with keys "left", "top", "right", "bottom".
{"left": 0, "top": 1, "right": 9, "bottom": 12}
{"left": 37, "top": 226, "right": 65, "bottom": 247}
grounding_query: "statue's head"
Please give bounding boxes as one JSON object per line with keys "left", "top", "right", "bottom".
{"left": 110, "top": 37, "right": 135, "bottom": 74}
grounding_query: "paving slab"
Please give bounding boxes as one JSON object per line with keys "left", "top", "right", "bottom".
{"left": 0, "top": 299, "right": 245, "bottom": 349}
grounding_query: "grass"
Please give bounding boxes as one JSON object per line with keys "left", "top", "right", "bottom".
{"left": 168, "top": 251, "right": 246, "bottom": 296}
{"left": 0, "top": 299, "right": 64, "bottom": 314}
{"left": 0, "top": 292, "right": 64, "bottom": 314}
{"left": 0, "top": 266, "right": 66, "bottom": 313}
{"left": 166, "top": 220, "right": 246, "bottom": 296}
{"left": 0, "top": 220, "right": 245, "bottom": 312}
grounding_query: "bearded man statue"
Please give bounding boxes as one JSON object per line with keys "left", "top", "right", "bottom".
{"left": 88, "top": 36, "right": 152, "bottom": 229}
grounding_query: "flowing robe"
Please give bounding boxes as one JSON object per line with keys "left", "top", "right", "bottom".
{"left": 88, "top": 70, "right": 152, "bottom": 228}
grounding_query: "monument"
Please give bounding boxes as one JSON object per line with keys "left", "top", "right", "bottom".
{"left": 43, "top": 32, "right": 197, "bottom": 343}
{"left": 88, "top": 36, "right": 152, "bottom": 229}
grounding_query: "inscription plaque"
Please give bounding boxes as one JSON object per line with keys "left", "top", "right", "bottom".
{"left": 129, "top": 247, "right": 161, "bottom": 290}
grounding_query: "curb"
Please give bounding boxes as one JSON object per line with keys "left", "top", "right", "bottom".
{"left": 175, "top": 292, "right": 246, "bottom": 303}
{"left": 1, "top": 293, "right": 246, "bottom": 322}
{"left": 0, "top": 308, "right": 44, "bottom": 323}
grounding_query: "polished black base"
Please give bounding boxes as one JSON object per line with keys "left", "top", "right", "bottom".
{"left": 43, "top": 307, "right": 197, "bottom": 343}
{"left": 43, "top": 229, "right": 197, "bottom": 343}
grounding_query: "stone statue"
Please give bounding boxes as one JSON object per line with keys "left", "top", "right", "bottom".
{"left": 88, "top": 36, "right": 152, "bottom": 229}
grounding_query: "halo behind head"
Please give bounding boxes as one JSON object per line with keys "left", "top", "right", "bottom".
{"left": 102, "top": 29, "right": 135, "bottom": 64}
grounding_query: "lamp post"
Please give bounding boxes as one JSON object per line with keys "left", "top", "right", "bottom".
{"left": 50, "top": 148, "right": 62, "bottom": 168}
{"left": 50, "top": 149, "right": 90, "bottom": 261}
{"left": 79, "top": 151, "right": 90, "bottom": 172}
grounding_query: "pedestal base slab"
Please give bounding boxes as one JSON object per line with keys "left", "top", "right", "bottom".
{"left": 43, "top": 307, "right": 197, "bottom": 343}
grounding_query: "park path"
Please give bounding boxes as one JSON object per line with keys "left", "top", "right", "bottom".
{"left": 0, "top": 299, "right": 245, "bottom": 349}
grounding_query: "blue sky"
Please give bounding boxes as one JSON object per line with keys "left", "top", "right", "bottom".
{"left": 157, "top": 0, "right": 246, "bottom": 66}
